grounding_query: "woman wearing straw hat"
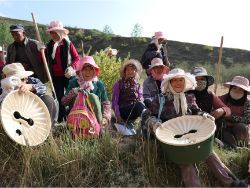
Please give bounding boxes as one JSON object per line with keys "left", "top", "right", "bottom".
{"left": 1, "top": 63, "right": 56, "bottom": 124}
{"left": 143, "top": 57, "right": 169, "bottom": 108}
{"left": 112, "top": 59, "right": 146, "bottom": 129}
{"left": 141, "top": 68, "right": 247, "bottom": 187}
{"left": 46, "top": 20, "right": 80, "bottom": 123}
{"left": 219, "top": 76, "right": 250, "bottom": 148}
{"left": 62, "top": 56, "right": 111, "bottom": 132}
{"left": 189, "top": 67, "right": 231, "bottom": 142}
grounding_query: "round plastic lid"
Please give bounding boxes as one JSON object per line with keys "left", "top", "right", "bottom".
{"left": 0, "top": 90, "right": 51, "bottom": 146}
{"left": 156, "top": 115, "right": 216, "bottom": 146}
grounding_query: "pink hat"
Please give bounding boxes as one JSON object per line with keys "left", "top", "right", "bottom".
{"left": 154, "top": 31, "right": 166, "bottom": 40}
{"left": 224, "top": 76, "right": 250, "bottom": 92}
{"left": 76, "top": 56, "right": 100, "bottom": 76}
{"left": 149, "top": 58, "right": 169, "bottom": 73}
{"left": 46, "top": 20, "right": 69, "bottom": 35}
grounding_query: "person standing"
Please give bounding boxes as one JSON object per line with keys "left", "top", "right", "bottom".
{"left": 141, "top": 31, "right": 171, "bottom": 75}
{"left": 46, "top": 20, "right": 80, "bottom": 123}
{"left": 6, "top": 24, "right": 47, "bottom": 83}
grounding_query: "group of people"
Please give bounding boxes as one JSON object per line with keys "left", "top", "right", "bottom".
{"left": 0, "top": 21, "right": 249, "bottom": 187}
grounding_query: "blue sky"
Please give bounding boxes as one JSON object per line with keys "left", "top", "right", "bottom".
{"left": 1, "top": 0, "right": 250, "bottom": 51}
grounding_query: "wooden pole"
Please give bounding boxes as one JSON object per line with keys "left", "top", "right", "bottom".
{"left": 31, "top": 12, "right": 57, "bottom": 100}
{"left": 2, "top": 44, "right": 5, "bottom": 64}
{"left": 214, "top": 36, "right": 223, "bottom": 94}
{"left": 81, "top": 40, "right": 85, "bottom": 57}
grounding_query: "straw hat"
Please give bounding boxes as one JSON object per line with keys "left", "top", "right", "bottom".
{"left": 161, "top": 68, "right": 196, "bottom": 93}
{"left": 2, "top": 63, "right": 34, "bottom": 79}
{"left": 224, "top": 76, "right": 250, "bottom": 92}
{"left": 120, "top": 59, "right": 142, "bottom": 78}
{"left": 149, "top": 58, "right": 169, "bottom": 73}
{"left": 191, "top": 67, "right": 214, "bottom": 86}
{"left": 46, "top": 20, "right": 69, "bottom": 35}
{"left": 76, "top": 56, "right": 100, "bottom": 76}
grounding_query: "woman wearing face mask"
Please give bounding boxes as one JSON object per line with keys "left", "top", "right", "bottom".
{"left": 219, "top": 76, "right": 250, "bottom": 148}
{"left": 188, "top": 67, "right": 231, "bottom": 141}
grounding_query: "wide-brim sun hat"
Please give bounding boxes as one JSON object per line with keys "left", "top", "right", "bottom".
{"left": 191, "top": 66, "right": 214, "bottom": 86}
{"left": 161, "top": 68, "right": 196, "bottom": 93}
{"left": 46, "top": 20, "right": 69, "bottom": 35}
{"left": 149, "top": 57, "right": 169, "bottom": 74}
{"left": 154, "top": 31, "right": 166, "bottom": 40}
{"left": 120, "top": 59, "right": 142, "bottom": 78}
{"left": 2, "top": 63, "right": 34, "bottom": 79}
{"left": 76, "top": 56, "right": 100, "bottom": 76}
{"left": 224, "top": 76, "right": 250, "bottom": 93}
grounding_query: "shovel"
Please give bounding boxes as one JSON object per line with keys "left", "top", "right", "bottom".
{"left": 31, "top": 12, "right": 59, "bottom": 121}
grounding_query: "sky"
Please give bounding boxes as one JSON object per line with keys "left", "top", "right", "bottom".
{"left": 1, "top": 0, "right": 250, "bottom": 51}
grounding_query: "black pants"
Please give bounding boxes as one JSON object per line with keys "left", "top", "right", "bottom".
{"left": 40, "top": 95, "right": 57, "bottom": 125}
{"left": 119, "top": 101, "right": 146, "bottom": 122}
{"left": 52, "top": 76, "right": 70, "bottom": 122}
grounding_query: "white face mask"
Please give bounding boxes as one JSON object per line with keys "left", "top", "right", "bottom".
{"left": 196, "top": 80, "right": 207, "bottom": 91}
{"left": 230, "top": 90, "right": 244, "bottom": 100}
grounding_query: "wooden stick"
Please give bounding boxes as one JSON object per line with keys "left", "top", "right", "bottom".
{"left": 214, "top": 36, "right": 223, "bottom": 94}
{"left": 81, "top": 40, "right": 85, "bottom": 57}
{"left": 2, "top": 44, "right": 5, "bottom": 64}
{"left": 31, "top": 12, "right": 57, "bottom": 100}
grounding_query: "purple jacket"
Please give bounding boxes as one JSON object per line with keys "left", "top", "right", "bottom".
{"left": 112, "top": 79, "right": 143, "bottom": 117}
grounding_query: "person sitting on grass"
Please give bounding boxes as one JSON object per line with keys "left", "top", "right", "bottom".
{"left": 61, "top": 56, "right": 111, "bottom": 132}
{"left": 141, "top": 68, "right": 248, "bottom": 187}
{"left": 112, "top": 59, "right": 146, "bottom": 131}
{"left": 219, "top": 76, "right": 250, "bottom": 149}
{"left": 1, "top": 63, "right": 57, "bottom": 125}
{"left": 143, "top": 57, "right": 169, "bottom": 108}
{"left": 188, "top": 66, "right": 231, "bottom": 144}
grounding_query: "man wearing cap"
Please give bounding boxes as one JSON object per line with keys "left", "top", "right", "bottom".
{"left": 141, "top": 31, "right": 172, "bottom": 75}
{"left": 143, "top": 57, "right": 169, "bottom": 108}
{"left": 6, "top": 24, "right": 47, "bottom": 83}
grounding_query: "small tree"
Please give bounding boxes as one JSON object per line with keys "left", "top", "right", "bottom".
{"left": 130, "top": 23, "right": 143, "bottom": 37}
{"left": 0, "top": 23, "right": 13, "bottom": 45}
{"left": 103, "top": 25, "right": 113, "bottom": 34}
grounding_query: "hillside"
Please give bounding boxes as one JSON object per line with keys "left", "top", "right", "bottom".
{"left": 1, "top": 16, "right": 250, "bottom": 69}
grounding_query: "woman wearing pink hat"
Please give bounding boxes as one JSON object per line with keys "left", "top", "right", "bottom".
{"left": 141, "top": 31, "right": 171, "bottom": 75}
{"left": 46, "top": 20, "right": 80, "bottom": 123}
{"left": 219, "top": 76, "right": 250, "bottom": 148}
{"left": 61, "top": 56, "right": 111, "bottom": 133}
{"left": 143, "top": 57, "right": 169, "bottom": 108}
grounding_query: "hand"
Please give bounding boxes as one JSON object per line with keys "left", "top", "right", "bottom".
{"left": 18, "top": 84, "right": 34, "bottom": 94}
{"left": 72, "top": 87, "right": 79, "bottom": 95}
{"left": 64, "top": 66, "right": 76, "bottom": 78}
{"left": 36, "top": 42, "right": 46, "bottom": 51}
{"left": 210, "top": 108, "right": 225, "bottom": 119}
{"left": 101, "top": 117, "right": 109, "bottom": 127}
{"left": 202, "top": 113, "right": 215, "bottom": 121}
{"left": 151, "top": 121, "right": 161, "bottom": 133}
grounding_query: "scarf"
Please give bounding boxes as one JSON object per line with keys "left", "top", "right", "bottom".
{"left": 169, "top": 84, "right": 187, "bottom": 115}
{"left": 77, "top": 73, "right": 95, "bottom": 91}
{"left": 51, "top": 31, "right": 70, "bottom": 61}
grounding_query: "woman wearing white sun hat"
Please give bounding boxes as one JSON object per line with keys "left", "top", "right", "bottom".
{"left": 141, "top": 68, "right": 247, "bottom": 187}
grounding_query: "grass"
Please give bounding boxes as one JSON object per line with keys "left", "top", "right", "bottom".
{"left": 0, "top": 123, "right": 249, "bottom": 187}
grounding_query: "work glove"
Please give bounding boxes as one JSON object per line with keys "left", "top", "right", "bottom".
{"left": 64, "top": 66, "right": 76, "bottom": 78}
{"left": 36, "top": 41, "right": 46, "bottom": 51}
{"left": 202, "top": 113, "right": 215, "bottom": 121}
